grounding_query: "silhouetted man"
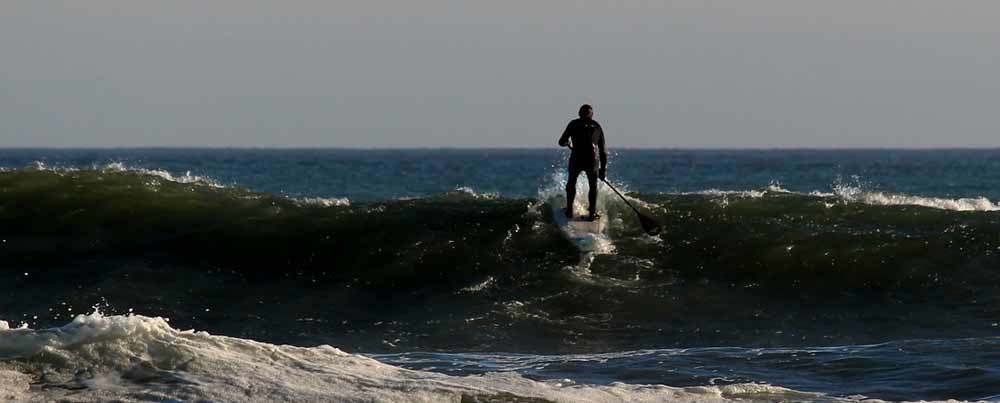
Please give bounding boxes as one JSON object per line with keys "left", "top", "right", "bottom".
{"left": 558, "top": 104, "right": 607, "bottom": 221}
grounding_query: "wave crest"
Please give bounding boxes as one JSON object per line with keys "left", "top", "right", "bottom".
{"left": 833, "top": 184, "right": 999, "bottom": 211}
{"left": 0, "top": 311, "right": 837, "bottom": 403}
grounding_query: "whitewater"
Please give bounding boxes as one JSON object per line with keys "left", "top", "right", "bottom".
{"left": 1, "top": 311, "right": 847, "bottom": 403}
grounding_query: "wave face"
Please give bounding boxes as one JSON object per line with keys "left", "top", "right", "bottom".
{"left": 2, "top": 167, "right": 1000, "bottom": 359}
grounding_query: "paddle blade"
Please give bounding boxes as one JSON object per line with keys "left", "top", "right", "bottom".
{"left": 637, "top": 212, "right": 662, "bottom": 236}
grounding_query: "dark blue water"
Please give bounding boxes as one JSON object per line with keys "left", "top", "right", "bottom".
{"left": 7, "top": 148, "right": 1000, "bottom": 201}
{"left": 2, "top": 148, "right": 999, "bottom": 401}
{"left": 374, "top": 337, "right": 1000, "bottom": 401}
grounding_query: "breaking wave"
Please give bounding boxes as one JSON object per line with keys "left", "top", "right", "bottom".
{"left": 0, "top": 312, "right": 841, "bottom": 403}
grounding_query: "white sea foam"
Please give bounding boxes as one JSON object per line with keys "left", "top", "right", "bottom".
{"left": 691, "top": 189, "right": 768, "bottom": 198}
{"left": 23, "top": 160, "right": 77, "bottom": 172}
{"left": 677, "top": 179, "right": 1000, "bottom": 212}
{"left": 682, "top": 181, "right": 792, "bottom": 199}
{"left": 0, "top": 369, "right": 31, "bottom": 401}
{"left": 25, "top": 160, "right": 224, "bottom": 187}
{"left": 451, "top": 186, "right": 500, "bottom": 200}
{"left": 538, "top": 169, "right": 657, "bottom": 216}
{"left": 26, "top": 161, "right": 360, "bottom": 207}
{"left": 539, "top": 171, "right": 618, "bottom": 254}
{"left": 459, "top": 276, "right": 497, "bottom": 293}
{"left": 292, "top": 196, "right": 352, "bottom": 207}
{"left": 0, "top": 312, "right": 849, "bottom": 403}
{"left": 101, "top": 161, "right": 224, "bottom": 187}
{"left": 832, "top": 184, "right": 1000, "bottom": 212}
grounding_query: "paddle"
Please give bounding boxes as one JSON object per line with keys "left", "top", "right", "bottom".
{"left": 563, "top": 144, "right": 661, "bottom": 235}
{"left": 601, "top": 178, "right": 662, "bottom": 236}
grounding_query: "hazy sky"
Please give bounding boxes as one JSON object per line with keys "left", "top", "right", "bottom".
{"left": 3, "top": 1, "right": 1000, "bottom": 148}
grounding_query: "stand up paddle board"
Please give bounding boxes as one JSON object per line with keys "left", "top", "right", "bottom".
{"left": 552, "top": 207, "right": 611, "bottom": 253}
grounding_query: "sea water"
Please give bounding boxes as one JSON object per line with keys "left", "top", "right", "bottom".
{"left": 1, "top": 148, "right": 998, "bottom": 402}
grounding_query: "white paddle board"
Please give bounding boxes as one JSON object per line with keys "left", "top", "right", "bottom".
{"left": 552, "top": 207, "right": 612, "bottom": 253}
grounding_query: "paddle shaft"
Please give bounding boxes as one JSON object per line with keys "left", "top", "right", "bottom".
{"left": 600, "top": 179, "right": 642, "bottom": 216}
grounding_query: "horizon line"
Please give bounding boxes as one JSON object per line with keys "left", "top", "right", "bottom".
{"left": 1, "top": 146, "right": 1000, "bottom": 151}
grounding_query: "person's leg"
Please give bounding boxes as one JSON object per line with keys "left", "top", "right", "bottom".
{"left": 585, "top": 169, "right": 599, "bottom": 218}
{"left": 565, "top": 166, "right": 582, "bottom": 217}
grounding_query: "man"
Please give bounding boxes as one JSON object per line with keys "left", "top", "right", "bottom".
{"left": 558, "top": 104, "right": 607, "bottom": 221}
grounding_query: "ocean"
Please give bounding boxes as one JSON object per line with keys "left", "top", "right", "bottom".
{"left": 1, "top": 148, "right": 999, "bottom": 402}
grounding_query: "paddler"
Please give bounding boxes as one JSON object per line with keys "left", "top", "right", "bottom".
{"left": 558, "top": 104, "right": 608, "bottom": 222}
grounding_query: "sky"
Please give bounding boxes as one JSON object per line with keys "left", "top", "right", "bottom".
{"left": 2, "top": 1, "right": 1000, "bottom": 148}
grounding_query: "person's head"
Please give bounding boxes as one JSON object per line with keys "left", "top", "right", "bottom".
{"left": 578, "top": 104, "right": 593, "bottom": 119}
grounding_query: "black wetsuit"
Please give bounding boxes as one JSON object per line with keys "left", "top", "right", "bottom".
{"left": 558, "top": 118, "right": 607, "bottom": 217}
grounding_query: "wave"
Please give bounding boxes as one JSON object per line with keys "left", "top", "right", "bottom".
{"left": 3, "top": 166, "right": 1000, "bottom": 294}
{"left": 677, "top": 181, "right": 1000, "bottom": 212}
{"left": 25, "top": 160, "right": 224, "bottom": 187}
{"left": 100, "top": 161, "right": 224, "bottom": 187}
{"left": 4, "top": 167, "right": 1000, "bottom": 353}
{"left": 831, "top": 185, "right": 1000, "bottom": 211}
{"left": 0, "top": 311, "right": 843, "bottom": 403}
{"left": 679, "top": 181, "right": 795, "bottom": 199}
{"left": 451, "top": 186, "right": 501, "bottom": 200}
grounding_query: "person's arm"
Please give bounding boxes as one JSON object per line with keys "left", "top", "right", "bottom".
{"left": 558, "top": 122, "right": 572, "bottom": 147}
{"left": 598, "top": 126, "right": 607, "bottom": 180}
